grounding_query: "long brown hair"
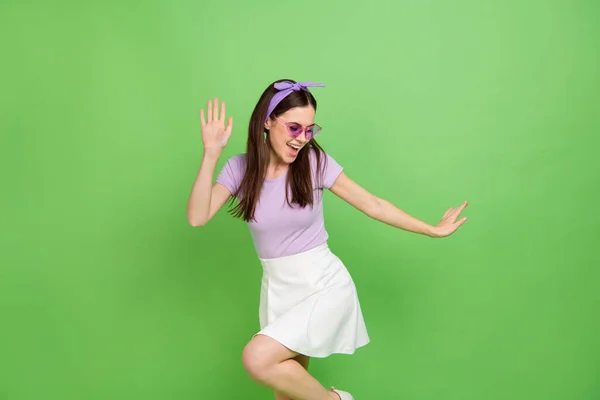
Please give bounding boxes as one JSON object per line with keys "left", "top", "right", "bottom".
{"left": 228, "top": 79, "right": 328, "bottom": 222}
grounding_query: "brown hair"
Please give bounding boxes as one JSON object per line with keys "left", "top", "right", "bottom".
{"left": 228, "top": 79, "right": 328, "bottom": 222}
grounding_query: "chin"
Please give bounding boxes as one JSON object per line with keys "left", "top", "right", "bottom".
{"left": 279, "top": 146, "right": 301, "bottom": 163}
{"left": 283, "top": 154, "right": 297, "bottom": 164}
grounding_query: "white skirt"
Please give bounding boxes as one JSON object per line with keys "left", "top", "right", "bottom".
{"left": 255, "top": 242, "right": 370, "bottom": 358}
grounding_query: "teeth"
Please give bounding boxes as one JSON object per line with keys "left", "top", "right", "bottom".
{"left": 288, "top": 144, "right": 300, "bottom": 150}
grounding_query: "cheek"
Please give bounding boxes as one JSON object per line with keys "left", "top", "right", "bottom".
{"left": 271, "top": 129, "right": 289, "bottom": 147}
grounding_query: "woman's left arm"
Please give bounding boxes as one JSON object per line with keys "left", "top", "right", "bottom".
{"left": 329, "top": 172, "right": 468, "bottom": 238}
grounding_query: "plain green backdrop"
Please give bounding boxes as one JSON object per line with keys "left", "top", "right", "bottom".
{"left": 1, "top": 0, "right": 598, "bottom": 399}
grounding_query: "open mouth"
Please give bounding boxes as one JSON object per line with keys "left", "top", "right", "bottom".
{"left": 287, "top": 143, "right": 302, "bottom": 151}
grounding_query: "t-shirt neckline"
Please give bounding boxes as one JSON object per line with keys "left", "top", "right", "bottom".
{"left": 265, "top": 168, "right": 288, "bottom": 183}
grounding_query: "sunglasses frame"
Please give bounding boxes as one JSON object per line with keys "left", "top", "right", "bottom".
{"left": 273, "top": 116, "right": 322, "bottom": 140}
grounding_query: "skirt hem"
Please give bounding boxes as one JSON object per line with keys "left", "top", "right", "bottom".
{"left": 253, "top": 331, "right": 370, "bottom": 359}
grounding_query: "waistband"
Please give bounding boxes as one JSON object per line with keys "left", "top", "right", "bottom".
{"left": 258, "top": 242, "right": 331, "bottom": 269}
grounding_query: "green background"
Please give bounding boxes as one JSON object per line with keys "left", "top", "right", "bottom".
{"left": 1, "top": 0, "right": 598, "bottom": 399}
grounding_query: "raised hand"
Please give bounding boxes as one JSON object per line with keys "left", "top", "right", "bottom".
{"left": 432, "top": 201, "right": 468, "bottom": 238}
{"left": 200, "top": 98, "right": 233, "bottom": 158}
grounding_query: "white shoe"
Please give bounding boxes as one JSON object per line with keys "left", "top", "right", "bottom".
{"left": 331, "top": 386, "right": 354, "bottom": 400}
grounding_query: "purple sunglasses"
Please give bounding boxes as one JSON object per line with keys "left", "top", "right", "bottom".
{"left": 273, "top": 116, "right": 322, "bottom": 140}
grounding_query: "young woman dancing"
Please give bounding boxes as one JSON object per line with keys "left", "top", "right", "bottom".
{"left": 187, "top": 79, "right": 468, "bottom": 400}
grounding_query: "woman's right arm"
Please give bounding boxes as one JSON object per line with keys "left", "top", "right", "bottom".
{"left": 186, "top": 98, "right": 234, "bottom": 227}
{"left": 186, "top": 154, "right": 232, "bottom": 226}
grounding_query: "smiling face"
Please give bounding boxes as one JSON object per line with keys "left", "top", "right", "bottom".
{"left": 265, "top": 105, "right": 317, "bottom": 165}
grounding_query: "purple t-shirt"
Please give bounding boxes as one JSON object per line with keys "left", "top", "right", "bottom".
{"left": 216, "top": 149, "right": 343, "bottom": 259}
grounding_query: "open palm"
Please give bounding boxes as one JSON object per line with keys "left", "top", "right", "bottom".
{"left": 200, "top": 98, "right": 233, "bottom": 155}
{"left": 433, "top": 201, "right": 468, "bottom": 238}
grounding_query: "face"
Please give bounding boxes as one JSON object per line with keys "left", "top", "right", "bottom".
{"left": 265, "top": 106, "right": 320, "bottom": 164}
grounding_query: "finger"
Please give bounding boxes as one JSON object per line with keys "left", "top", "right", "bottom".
{"left": 455, "top": 216, "right": 468, "bottom": 227}
{"left": 220, "top": 101, "right": 226, "bottom": 123}
{"left": 449, "top": 202, "right": 467, "bottom": 219}
{"left": 200, "top": 109, "right": 206, "bottom": 127}
{"left": 225, "top": 116, "right": 233, "bottom": 136}
{"left": 455, "top": 201, "right": 468, "bottom": 214}
{"left": 213, "top": 97, "right": 219, "bottom": 121}
{"left": 442, "top": 208, "right": 454, "bottom": 219}
{"left": 207, "top": 100, "right": 213, "bottom": 123}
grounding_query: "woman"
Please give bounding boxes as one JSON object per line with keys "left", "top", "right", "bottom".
{"left": 187, "top": 79, "right": 468, "bottom": 400}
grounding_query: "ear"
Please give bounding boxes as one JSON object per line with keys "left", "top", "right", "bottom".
{"left": 264, "top": 118, "right": 272, "bottom": 131}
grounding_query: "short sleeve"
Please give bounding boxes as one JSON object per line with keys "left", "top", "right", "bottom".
{"left": 216, "top": 154, "right": 246, "bottom": 195}
{"left": 322, "top": 152, "right": 343, "bottom": 189}
{"left": 310, "top": 149, "right": 343, "bottom": 189}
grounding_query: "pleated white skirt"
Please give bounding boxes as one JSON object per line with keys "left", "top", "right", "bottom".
{"left": 255, "top": 242, "right": 370, "bottom": 358}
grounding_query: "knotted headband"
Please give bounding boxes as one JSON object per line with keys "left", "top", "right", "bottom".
{"left": 265, "top": 81, "right": 325, "bottom": 123}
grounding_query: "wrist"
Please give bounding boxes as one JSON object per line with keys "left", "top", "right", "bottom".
{"left": 425, "top": 224, "right": 440, "bottom": 238}
{"left": 202, "top": 148, "right": 222, "bottom": 163}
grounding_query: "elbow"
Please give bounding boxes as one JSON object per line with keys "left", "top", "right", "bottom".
{"left": 187, "top": 214, "right": 208, "bottom": 227}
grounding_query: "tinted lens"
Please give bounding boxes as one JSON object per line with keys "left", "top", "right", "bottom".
{"left": 308, "top": 125, "right": 321, "bottom": 138}
{"left": 288, "top": 124, "right": 303, "bottom": 136}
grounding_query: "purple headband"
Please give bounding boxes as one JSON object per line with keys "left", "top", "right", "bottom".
{"left": 264, "top": 81, "right": 325, "bottom": 123}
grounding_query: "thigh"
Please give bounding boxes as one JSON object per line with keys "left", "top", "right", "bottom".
{"left": 242, "top": 334, "right": 299, "bottom": 370}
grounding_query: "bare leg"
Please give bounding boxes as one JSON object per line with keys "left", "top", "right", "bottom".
{"left": 242, "top": 334, "right": 339, "bottom": 400}
{"left": 274, "top": 354, "right": 310, "bottom": 400}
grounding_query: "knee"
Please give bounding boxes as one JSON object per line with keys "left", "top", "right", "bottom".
{"left": 241, "top": 340, "right": 273, "bottom": 384}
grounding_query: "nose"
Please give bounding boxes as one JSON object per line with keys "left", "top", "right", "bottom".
{"left": 296, "top": 131, "right": 309, "bottom": 143}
